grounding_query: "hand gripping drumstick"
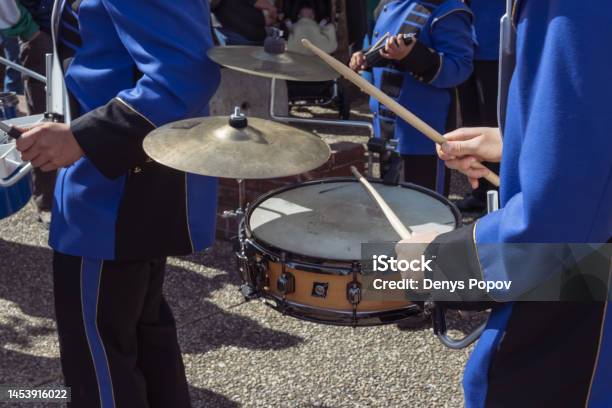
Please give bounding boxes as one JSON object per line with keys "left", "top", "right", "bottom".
{"left": 301, "top": 39, "right": 501, "bottom": 187}
{"left": 351, "top": 165, "right": 413, "bottom": 240}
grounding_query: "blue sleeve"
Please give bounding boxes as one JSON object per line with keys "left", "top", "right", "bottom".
{"left": 425, "top": 2, "right": 612, "bottom": 302}
{"left": 71, "top": 0, "right": 221, "bottom": 179}
{"left": 101, "top": 0, "right": 220, "bottom": 126}
{"left": 428, "top": 10, "right": 474, "bottom": 89}
{"left": 474, "top": 1, "right": 612, "bottom": 298}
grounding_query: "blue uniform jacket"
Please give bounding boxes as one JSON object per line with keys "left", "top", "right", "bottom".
{"left": 471, "top": 1, "right": 612, "bottom": 405}
{"left": 370, "top": 0, "right": 474, "bottom": 155}
{"left": 49, "top": 0, "right": 221, "bottom": 260}
{"left": 469, "top": 0, "right": 505, "bottom": 61}
{"left": 427, "top": 1, "right": 611, "bottom": 406}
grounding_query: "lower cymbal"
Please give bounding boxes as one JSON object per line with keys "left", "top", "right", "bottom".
{"left": 208, "top": 46, "right": 339, "bottom": 82}
{"left": 143, "top": 113, "right": 331, "bottom": 180}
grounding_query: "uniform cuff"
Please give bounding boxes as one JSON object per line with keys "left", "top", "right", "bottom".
{"left": 425, "top": 222, "right": 497, "bottom": 307}
{"left": 71, "top": 98, "right": 155, "bottom": 180}
{"left": 396, "top": 40, "right": 441, "bottom": 84}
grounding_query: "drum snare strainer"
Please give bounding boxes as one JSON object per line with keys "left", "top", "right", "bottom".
{"left": 241, "top": 178, "right": 461, "bottom": 326}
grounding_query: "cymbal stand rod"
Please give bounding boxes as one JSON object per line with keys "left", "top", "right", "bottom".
{"left": 221, "top": 179, "right": 247, "bottom": 221}
{"left": 237, "top": 179, "right": 247, "bottom": 217}
{"left": 234, "top": 179, "right": 259, "bottom": 300}
{"left": 236, "top": 179, "right": 247, "bottom": 252}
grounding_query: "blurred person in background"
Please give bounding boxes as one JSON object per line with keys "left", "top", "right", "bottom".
{"left": 0, "top": 36, "right": 23, "bottom": 95}
{"left": 366, "top": 0, "right": 382, "bottom": 35}
{"left": 345, "top": 0, "right": 368, "bottom": 54}
{"left": 350, "top": 0, "right": 474, "bottom": 194}
{"left": 213, "top": 0, "right": 278, "bottom": 45}
{"left": 286, "top": 0, "right": 337, "bottom": 55}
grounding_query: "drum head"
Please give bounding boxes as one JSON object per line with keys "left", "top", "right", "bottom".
{"left": 248, "top": 180, "right": 458, "bottom": 261}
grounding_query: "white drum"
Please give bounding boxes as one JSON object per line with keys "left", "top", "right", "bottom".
{"left": 240, "top": 178, "right": 461, "bottom": 326}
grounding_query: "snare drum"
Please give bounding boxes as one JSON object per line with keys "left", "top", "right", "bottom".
{"left": 241, "top": 178, "right": 461, "bottom": 326}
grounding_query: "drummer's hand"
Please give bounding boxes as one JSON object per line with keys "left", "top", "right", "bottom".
{"left": 394, "top": 231, "right": 440, "bottom": 292}
{"left": 437, "top": 127, "right": 503, "bottom": 189}
{"left": 349, "top": 51, "right": 367, "bottom": 71}
{"left": 16, "top": 122, "right": 84, "bottom": 172}
{"left": 380, "top": 35, "right": 415, "bottom": 61}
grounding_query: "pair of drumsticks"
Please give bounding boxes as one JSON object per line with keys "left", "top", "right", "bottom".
{"left": 301, "top": 39, "right": 500, "bottom": 239}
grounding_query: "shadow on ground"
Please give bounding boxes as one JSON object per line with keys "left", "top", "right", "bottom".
{"left": 190, "top": 384, "right": 240, "bottom": 408}
{"left": 0, "top": 238, "right": 301, "bottom": 404}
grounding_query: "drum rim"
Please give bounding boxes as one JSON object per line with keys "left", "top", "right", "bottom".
{"left": 261, "top": 293, "right": 422, "bottom": 326}
{"left": 245, "top": 177, "right": 462, "bottom": 267}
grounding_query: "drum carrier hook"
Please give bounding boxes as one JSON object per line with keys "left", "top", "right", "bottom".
{"left": 428, "top": 302, "right": 487, "bottom": 350}
{"left": 428, "top": 190, "right": 499, "bottom": 349}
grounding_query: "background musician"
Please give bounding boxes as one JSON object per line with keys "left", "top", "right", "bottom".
{"left": 349, "top": 0, "right": 474, "bottom": 194}
{"left": 213, "top": 0, "right": 278, "bottom": 45}
{"left": 14, "top": 0, "right": 221, "bottom": 406}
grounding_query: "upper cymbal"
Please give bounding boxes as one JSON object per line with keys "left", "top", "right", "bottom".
{"left": 208, "top": 46, "right": 339, "bottom": 82}
{"left": 143, "top": 113, "right": 331, "bottom": 179}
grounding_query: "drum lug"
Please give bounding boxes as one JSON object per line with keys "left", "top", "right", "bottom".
{"left": 277, "top": 272, "right": 295, "bottom": 295}
{"left": 256, "top": 260, "right": 269, "bottom": 288}
{"left": 346, "top": 281, "right": 362, "bottom": 305}
{"left": 349, "top": 262, "right": 361, "bottom": 327}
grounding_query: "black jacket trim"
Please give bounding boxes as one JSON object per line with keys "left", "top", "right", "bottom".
{"left": 114, "top": 161, "right": 193, "bottom": 260}
{"left": 424, "top": 222, "right": 496, "bottom": 305}
{"left": 396, "top": 40, "right": 441, "bottom": 83}
{"left": 71, "top": 97, "right": 155, "bottom": 180}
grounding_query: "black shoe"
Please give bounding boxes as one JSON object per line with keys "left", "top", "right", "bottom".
{"left": 455, "top": 193, "right": 486, "bottom": 212}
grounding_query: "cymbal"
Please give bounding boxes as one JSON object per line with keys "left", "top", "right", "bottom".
{"left": 143, "top": 113, "right": 331, "bottom": 179}
{"left": 208, "top": 46, "right": 339, "bottom": 82}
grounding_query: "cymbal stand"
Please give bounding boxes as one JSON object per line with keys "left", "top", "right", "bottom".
{"left": 222, "top": 178, "right": 247, "bottom": 221}
{"left": 223, "top": 179, "right": 260, "bottom": 300}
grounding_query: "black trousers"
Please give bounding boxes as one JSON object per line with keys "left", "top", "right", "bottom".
{"left": 381, "top": 88, "right": 458, "bottom": 195}
{"left": 486, "top": 302, "right": 607, "bottom": 407}
{"left": 459, "top": 60, "right": 500, "bottom": 200}
{"left": 53, "top": 252, "right": 191, "bottom": 408}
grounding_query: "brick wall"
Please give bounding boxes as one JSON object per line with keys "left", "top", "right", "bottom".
{"left": 216, "top": 141, "right": 366, "bottom": 239}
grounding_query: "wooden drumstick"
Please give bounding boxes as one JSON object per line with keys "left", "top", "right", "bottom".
{"left": 351, "top": 166, "right": 413, "bottom": 240}
{"left": 301, "top": 39, "right": 501, "bottom": 188}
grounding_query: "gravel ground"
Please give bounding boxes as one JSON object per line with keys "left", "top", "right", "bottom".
{"left": 0, "top": 102, "right": 486, "bottom": 407}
